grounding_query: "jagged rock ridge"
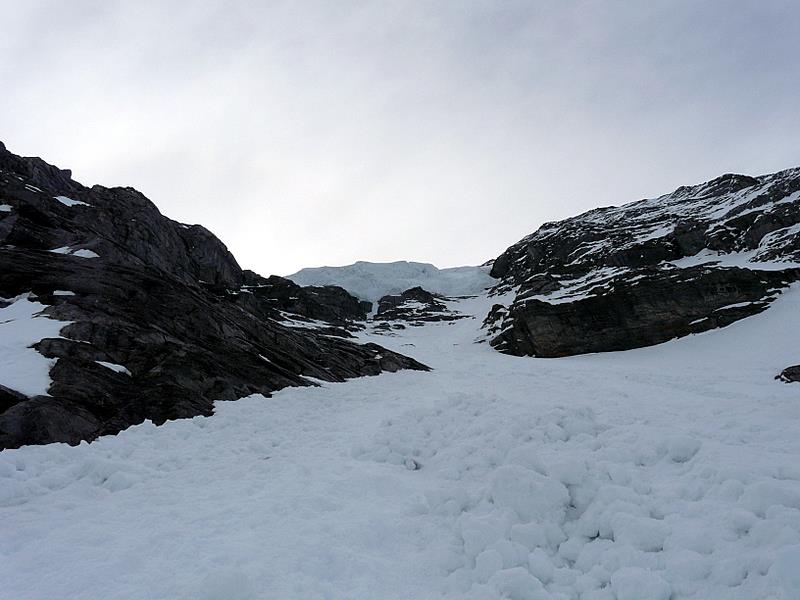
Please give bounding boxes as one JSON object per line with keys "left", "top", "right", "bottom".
{"left": 488, "top": 168, "right": 800, "bottom": 357}
{"left": 374, "top": 286, "right": 467, "bottom": 324}
{"left": 0, "top": 142, "right": 426, "bottom": 449}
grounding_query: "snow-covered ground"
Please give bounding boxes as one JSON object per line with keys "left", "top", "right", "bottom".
{"left": 287, "top": 260, "right": 495, "bottom": 303}
{"left": 2, "top": 288, "right": 800, "bottom": 599}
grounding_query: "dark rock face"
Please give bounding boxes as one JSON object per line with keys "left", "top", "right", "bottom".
{"left": 375, "top": 286, "right": 466, "bottom": 324}
{"left": 0, "top": 148, "right": 244, "bottom": 290}
{"left": 235, "top": 273, "right": 372, "bottom": 332}
{"left": 0, "top": 143, "right": 426, "bottom": 449}
{"left": 777, "top": 366, "right": 800, "bottom": 383}
{"left": 489, "top": 168, "right": 800, "bottom": 357}
{"left": 492, "top": 266, "right": 797, "bottom": 357}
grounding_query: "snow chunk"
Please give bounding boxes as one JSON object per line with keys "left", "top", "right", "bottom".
{"left": 610, "top": 514, "right": 670, "bottom": 552}
{"left": 54, "top": 195, "right": 91, "bottom": 207}
{"left": 740, "top": 479, "right": 800, "bottom": 517}
{"left": 526, "top": 549, "right": 554, "bottom": 584}
{"left": 0, "top": 204, "right": 12, "bottom": 212}
{"left": 490, "top": 465, "right": 570, "bottom": 523}
{"left": 775, "top": 545, "right": 800, "bottom": 597}
{"left": 611, "top": 567, "right": 671, "bottom": 600}
{"left": 667, "top": 436, "right": 702, "bottom": 463}
{"left": 488, "top": 567, "right": 545, "bottom": 600}
{"left": 52, "top": 290, "right": 75, "bottom": 297}
{"left": 546, "top": 457, "right": 587, "bottom": 485}
{"left": 475, "top": 549, "right": 504, "bottom": 583}
{"left": 0, "top": 293, "right": 67, "bottom": 396}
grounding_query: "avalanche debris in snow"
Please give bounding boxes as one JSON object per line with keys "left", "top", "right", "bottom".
{"left": 2, "top": 290, "right": 800, "bottom": 599}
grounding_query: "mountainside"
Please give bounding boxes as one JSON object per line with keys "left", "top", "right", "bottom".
{"left": 0, "top": 143, "right": 425, "bottom": 449}
{"left": 288, "top": 260, "right": 495, "bottom": 303}
{"left": 487, "top": 169, "right": 800, "bottom": 357}
{"left": 3, "top": 143, "right": 800, "bottom": 599}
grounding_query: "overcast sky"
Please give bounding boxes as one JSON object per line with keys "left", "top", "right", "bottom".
{"left": 2, "top": 1, "right": 798, "bottom": 275}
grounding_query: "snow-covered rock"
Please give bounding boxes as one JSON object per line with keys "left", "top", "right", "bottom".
{"left": 489, "top": 169, "right": 800, "bottom": 357}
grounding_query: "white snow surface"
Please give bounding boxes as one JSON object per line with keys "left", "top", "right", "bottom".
{"left": 48, "top": 247, "right": 100, "bottom": 259}
{"left": 288, "top": 260, "right": 495, "bottom": 303}
{"left": 54, "top": 195, "right": 91, "bottom": 207}
{"left": 0, "top": 204, "right": 12, "bottom": 212}
{"left": 3, "top": 288, "right": 800, "bottom": 599}
{"left": 0, "top": 294, "right": 68, "bottom": 397}
{"left": 95, "top": 361, "right": 132, "bottom": 377}
{"left": 72, "top": 249, "right": 100, "bottom": 259}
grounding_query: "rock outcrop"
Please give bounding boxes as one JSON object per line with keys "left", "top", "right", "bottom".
{"left": 374, "top": 286, "right": 467, "bottom": 325}
{"left": 238, "top": 272, "right": 372, "bottom": 331}
{"left": 0, "top": 142, "right": 426, "bottom": 449}
{"left": 777, "top": 365, "right": 800, "bottom": 383}
{"left": 488, "top": 168, "right": 800, "bottom": 357}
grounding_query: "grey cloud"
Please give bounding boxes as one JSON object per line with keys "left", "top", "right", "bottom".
{"left": 2, "top": 1, "right": 798, "bottom": 274}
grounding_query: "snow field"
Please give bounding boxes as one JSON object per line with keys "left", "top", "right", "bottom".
{"left": 354, "top": 389, "right": 800, "bottom": 599}
{"left": 1, "top": 288, "right": 800, "bottom": 599}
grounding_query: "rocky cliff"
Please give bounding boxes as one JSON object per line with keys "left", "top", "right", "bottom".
{"left": 0, "top": 143, "right": 426, "bottom": 449}
{"left": 488, "top": 168, "right": 800, "bottom": 357}
{"left": 374, "top": 286, "right": 466, "bottom": 323}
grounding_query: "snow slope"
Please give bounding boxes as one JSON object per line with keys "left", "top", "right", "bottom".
{"left": 0, "top": 294, "right": 67, "bottom": 397}
{"left": 2, "top": 288, "right": 800, "bottom": 599}
{"left": 287, "top": 260, "right": 495, "bottom": 303}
